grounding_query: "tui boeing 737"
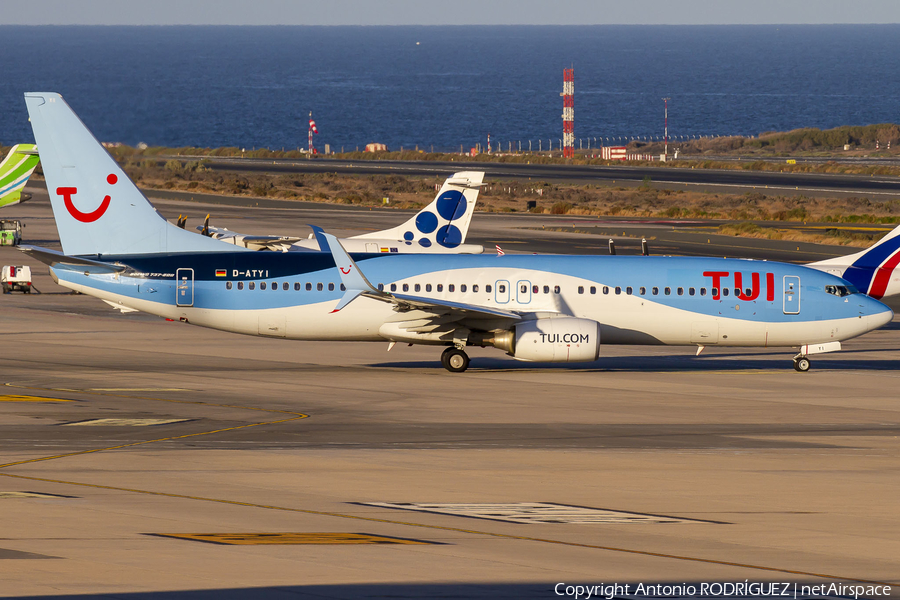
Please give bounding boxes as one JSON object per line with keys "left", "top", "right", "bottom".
{"left": 20, "top": 93, "right": 893, "bottom": 372}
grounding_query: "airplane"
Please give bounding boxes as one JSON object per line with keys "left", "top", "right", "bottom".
{"left": 807, "top": 224, "right": 900, "bottom": 300}
{"left": 0, "top": 144, "right": 40, "bottom": 208}
{"left": 20, "top": 92, "right": 894, "bottom": 373}
{"left": 194, "top": 171, "right": 485, "bottom": 254}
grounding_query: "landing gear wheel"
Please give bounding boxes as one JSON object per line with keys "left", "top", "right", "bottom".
{"left": 440, "top": 347, "right": 453, "bottom": 370}
{"left": 442, "top": 348, "right": 470, "bottom": 373}
{"left": 793, "top": 356, "right": 811, "bottom": 372}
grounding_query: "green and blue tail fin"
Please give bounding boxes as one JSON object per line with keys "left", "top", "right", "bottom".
{"left": 0, "top": 144, "right": 40, "bottom": 208}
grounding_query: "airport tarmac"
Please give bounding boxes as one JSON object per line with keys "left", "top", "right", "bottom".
{"left": 1, "top": 188, "right": 899, "bottom": 598}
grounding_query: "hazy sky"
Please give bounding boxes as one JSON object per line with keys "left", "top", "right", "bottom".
{"left": 5, "top": 0, "right": 900, "bottom": 25}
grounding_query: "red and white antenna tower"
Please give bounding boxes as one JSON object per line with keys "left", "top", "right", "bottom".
{"left": 308, "top": 111, "right": 319, "bottom": 155}
{"left": 561, "top": 68, "right": 574, "bottom": 158}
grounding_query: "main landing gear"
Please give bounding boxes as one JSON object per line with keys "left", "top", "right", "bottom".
{"left": 793, "top": 355, "right": 811, "bottom": 372}
{"left": 441, "top": 347, "right": 470, "bottom": 373}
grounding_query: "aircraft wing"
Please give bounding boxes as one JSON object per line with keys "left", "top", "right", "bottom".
{"left": 200, "top": 224, "right": 303, "bottom": 251}
{"left": 321, "top": 231, "right": 522, "bottom": 321}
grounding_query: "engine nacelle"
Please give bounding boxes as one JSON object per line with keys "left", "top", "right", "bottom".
{"left": 508, "top": 317, "right": 600, "bottom": 363}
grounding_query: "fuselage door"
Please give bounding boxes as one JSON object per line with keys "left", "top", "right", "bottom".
{"left": 175, "top": 268, "right": 194, "bottom": 307}
{"left": 517, "top": 280, "right": 532, "bottom": 304}
{"left": 783, "top": 275, "right": 800, "bottom": 314}
{"left": 495, "top": 280, "right": 510, "bottom": 304}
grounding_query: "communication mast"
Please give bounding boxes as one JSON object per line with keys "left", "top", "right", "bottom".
{"left": 561, "top": 68, "right": 574, "bottom": 158}
{"left": 308, "top": 112, "right": 319, "bottom": 155}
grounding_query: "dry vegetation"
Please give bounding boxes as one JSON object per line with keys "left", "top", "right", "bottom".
{"left": 107, "top": 156, "right": 900, "bottom": 248}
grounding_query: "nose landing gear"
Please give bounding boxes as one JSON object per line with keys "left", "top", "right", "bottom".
{"left": 441, "top": 347, "right": 470, "bottom": 373}
{"left": 793, "top": 355, "right": 811, "bottom": 372}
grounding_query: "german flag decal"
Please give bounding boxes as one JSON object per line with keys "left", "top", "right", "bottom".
{"left": 215, "top": 269, "right": 227, "bottom": 277}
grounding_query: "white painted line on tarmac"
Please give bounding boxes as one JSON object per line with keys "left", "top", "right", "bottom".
{"left": 361, "top": 502, "right": 719, "bottom": 524}
{"left": 61, "top": 418, "right": 192, "bottom": 427}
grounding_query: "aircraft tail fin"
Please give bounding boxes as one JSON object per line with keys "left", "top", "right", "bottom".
{"left": 24, "top": 92, "right": 235, "bottom": 256}
{"left": 0, "top": 143, "right": 41, "bottom": 208}
{"left": 809, "top": 224, "right": 900, "bottom": 299}
{"left": 352, "top": 171, "right": 484, "bottom": 250}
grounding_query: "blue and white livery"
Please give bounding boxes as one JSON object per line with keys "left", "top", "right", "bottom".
{"left": 809, "top": 224, "right": 900, "bottom": 300}
{"left": 200, "top": 171, "right": 485, "bottom": 254}
{"left": 22, "top": 93, "right": 893, "bottom": 372}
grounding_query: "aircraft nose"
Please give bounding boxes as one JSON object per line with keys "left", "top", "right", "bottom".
{"left": 864, "top": 297, "right": 894, "bottom": 331}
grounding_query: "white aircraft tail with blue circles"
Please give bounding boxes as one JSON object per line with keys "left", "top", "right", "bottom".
{"left": 352, "top": 171, "right": 484, "bottom": 252}
{"left": 198, "top": 171, "right": 485, "bottom": 254}
{"left": 24, "top": 92, "right": 239, "bottom": 257}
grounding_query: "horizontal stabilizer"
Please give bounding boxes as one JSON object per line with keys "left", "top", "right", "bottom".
{"left": 18, "top": 245, "right": 127, "bottom": 273}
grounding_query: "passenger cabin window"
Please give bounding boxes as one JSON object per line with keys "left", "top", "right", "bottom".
{"left": 664, "top": 287, "right": 671, "bottom": 295}
{"left": 639, "top": 287, "right": 646, "bottom": 295}
{"left": 226, "top": 282, "right": 233, "bottom": 290}
{"left": 377, "top": 283, "right": 384, "bottom": 291}
{"left": 449, "top": 284, "right": 455, "bottom": 292}
{"left": 626, "top": 286, "right": 633, "bottom": 295}
{"left": 473, "top": 284, "right": 479, "bottom": 292}
{"left": 317, "top": 283, "right": 324, "bottom": 291}
{"left": 603, "top": 286, "right": 609, "bottom": 294}
{"left": 590, "top": 286, "right": 596, "bottom": 295}
{"left": 403, "top": 283, "right": 409, "bottom": 292}
{"left": 340, "top": 284, "right": 346, "bottom": 291}
{"left": 437, "top": 284, "right": 443, "bottom": 292}
{"left": 615, "top": 286, "right": 621, "bottom": 295}
{"left": 249, "top": 282, "right": 255, "bottom": 290}
{"left": 294, "top": 282, "right": 301, "bottom": 291}
{"left": 734, "top": 288, "right": 740, "bottom": 297}
{"left": 486, "top": 284, "right": 492, "bottom": 293}
{"left": 700, "top": 288, "right": 706, "bottom": 296}
{"left": 461, "top": 284, "right": 467, "bottom": 292}
{"left": 689, "top": 288, "right": 695, "bottom": 296}
{"left": 272, "top": 283, "right": 277, "bottom": 292}
{"left": 426, "top": 284, "right": 432, "bottom": 292}
{"left": 578, "top": 286, "right": 584, "bottom": 294}
{"left": 283, "top": 282, "right": 289, "bottom": 291}
{"left": 260, "top": 282, "right": 267, "bottom": 290}
{"left": 390, "top": 283, "right": 397, "bottom": 292}
{"left": 521, "top": 284, "right": 528, "bottom": 293}
{"left": 543, "top": 285, "right": 550, "bottom": 294}
{"left": 414, "top": 284, "right": 421, "bottom": 292}
{"left": 306, "top": 283, "right": 312, "bottom": 291}
{"left": 237, "top": 281, "right": 244, "bottom": 290}
{"left": 723, "top": 288, "right": 729, "bottom": 297}
{"left": 712, "top": 287, "right": 719, "bottom": 297}
{"left": 652, "top": 287, "right": 659, "bottom": 295}
{"left": 553, "top": 285, "right": 560, "bottom": 294}
{"left": 328, "top": 283, "right": 335, "bottom": 291}
{"left": 532, "top": 285, "right": 539, "bottom": 294}
{"left": 677, "top": 287, "right": 684, "bottom": 296}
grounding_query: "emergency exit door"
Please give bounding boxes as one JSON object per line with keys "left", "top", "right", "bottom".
{"left": 176, "top": 268, "right": 194, "bottom": 307}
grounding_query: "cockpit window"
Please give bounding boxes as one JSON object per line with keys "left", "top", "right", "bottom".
{"left": 825, "top": 284, "right": 857, "bottom": 297}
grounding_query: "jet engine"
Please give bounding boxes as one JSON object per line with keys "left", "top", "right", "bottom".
{"left": 474, "top": 317, "right": 601, "bottom": 363}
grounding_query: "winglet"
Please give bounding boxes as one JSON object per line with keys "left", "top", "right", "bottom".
{"left": 308, "top": 224, "right": 330, "bottom": 252}
{"left": 322, "top": 232, "right": 387, "bottom": 312}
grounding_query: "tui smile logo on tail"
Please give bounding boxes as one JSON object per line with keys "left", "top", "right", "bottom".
{"left": 57, "top": 173, "right": 117, "bottom": 223}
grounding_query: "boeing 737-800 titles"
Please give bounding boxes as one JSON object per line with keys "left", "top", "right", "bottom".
{"left": 21, "top": 93, "right": 893, "bottom": 372}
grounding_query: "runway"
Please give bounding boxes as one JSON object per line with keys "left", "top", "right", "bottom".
{"left": 1, "top": 187, "right": 899, "bottom": 598}
{"left": 196, "top": 156, "right": 900, "bottom": 198}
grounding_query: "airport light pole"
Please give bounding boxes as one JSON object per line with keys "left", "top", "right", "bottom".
{"left": 662, "top": 97, "right": 670, "bottom": 158}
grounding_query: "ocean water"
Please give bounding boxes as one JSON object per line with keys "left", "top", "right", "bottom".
{"left": 1, "top": 25, "right": 899, "bottom": 152}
